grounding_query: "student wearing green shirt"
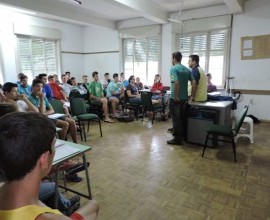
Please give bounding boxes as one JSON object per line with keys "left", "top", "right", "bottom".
{"left": 90, "top": 71, "right": 113, "bottom": 123}
{"left": 167, "top": 52, "right": 196, "bottom": 145}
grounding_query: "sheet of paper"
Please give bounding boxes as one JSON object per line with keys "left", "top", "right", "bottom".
{"left": 54, "top": 144, "right": 80, "bottom": 161}
{"left": 243, "top": 40, "right": 253, "bottom": 49}
{"left": 243, "top": 49, "right": 253, "bottom": 57}
{"left": 48, "top": 113, "right": 66, "bottom": 119}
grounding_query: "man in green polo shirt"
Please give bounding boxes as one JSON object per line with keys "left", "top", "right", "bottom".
{"left": 90, "top": 71, "right": 113, "bottom": 123}
{"left": 167, "top": 52, "right": 196, "bottom": 145}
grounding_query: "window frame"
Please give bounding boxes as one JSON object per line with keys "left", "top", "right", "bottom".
{"left": 122, "top": 36, "right": 161, "bottom": 85}
{"left": 176, "top": 28, "right": 230, "bottom": 88}
{"left": 16, "top": 35, "right": 61, "bottom": 81}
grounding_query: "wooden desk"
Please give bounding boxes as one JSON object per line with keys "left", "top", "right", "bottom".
{"left": 53, "top": 139, "right": 92, "bottom": 208}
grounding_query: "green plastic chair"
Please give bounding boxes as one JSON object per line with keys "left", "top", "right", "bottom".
{"left": 49, "top": 98, "right": 65, "bottom": 114}
{"left": 202, "top": 105, "right": 249, "bottom": 162}
{"left": 70, "top": 97, "right": 102, "bottom": 141}
{"left": 141, "top": 92, "right": 164, "bottom": 125}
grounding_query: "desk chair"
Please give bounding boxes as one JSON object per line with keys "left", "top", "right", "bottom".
{"left": 70, "top": 98, "right": 102, "bottom": 142}
{"left": 124, "top": 90, "right": 143, "bottom": 120}
{"left": 202, "top": 105, "right": 249, "bottom": 162}
{"left": 141, "top": 92, "right": 164, "bottom": 125}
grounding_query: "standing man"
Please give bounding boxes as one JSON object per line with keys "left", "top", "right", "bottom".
{"left": 188, "top": 55, "right": 207, "bottom": 101}
{"left": 167, "top": 52, "right": 196, "bottom": 145}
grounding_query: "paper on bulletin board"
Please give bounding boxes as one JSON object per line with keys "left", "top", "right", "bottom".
{"left": 243, "top": 49, "right": 253, "bottom": 57}
{"left": 243, "top": 39, "right": 253, "bottom": 49}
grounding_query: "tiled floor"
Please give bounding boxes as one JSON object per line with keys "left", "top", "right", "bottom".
{"left": 69, "top": 118, "right": 270, "bottom": 220}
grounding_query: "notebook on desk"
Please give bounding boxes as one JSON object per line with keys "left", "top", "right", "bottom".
{"left": 54, "top": 140, "right": 80, "bottom": 161}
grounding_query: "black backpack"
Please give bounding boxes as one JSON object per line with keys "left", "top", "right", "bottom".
{"left": 117, "top": 112, "right": 134, "bottom": 122}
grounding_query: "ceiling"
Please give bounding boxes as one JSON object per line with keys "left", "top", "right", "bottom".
{"left": 0, "top": 0, "right": 246, "bottom": 29}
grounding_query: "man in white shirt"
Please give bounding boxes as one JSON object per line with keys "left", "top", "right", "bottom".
{"left": 60, "top": 74, "right": 72, "bottom": 97}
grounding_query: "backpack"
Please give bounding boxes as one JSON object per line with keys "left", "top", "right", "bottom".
{"left": 117, "top": 112, "right": 134, "bottom": 122}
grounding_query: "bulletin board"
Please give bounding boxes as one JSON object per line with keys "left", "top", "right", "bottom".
{"left": 241, "top": 34, "right": 270, "bottom": 60}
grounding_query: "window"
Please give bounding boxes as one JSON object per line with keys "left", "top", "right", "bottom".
{"left": 177, "top": 30, "right": 229, "bottom": 87}
{"left": 17, "top": 35, "right": 59, "bottom": 82}
{"left": 123, "top": 37, "right": 160, "bottom": 85}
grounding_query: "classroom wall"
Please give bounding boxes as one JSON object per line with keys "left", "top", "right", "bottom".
{"left": 82, "top": 27, "right": 120, "bottom": 83}
{"left": 0, "top": 9, "right": 84, "bottom": 83}
{"left": 230, "top": 0, "right": 270, "bottom": 120}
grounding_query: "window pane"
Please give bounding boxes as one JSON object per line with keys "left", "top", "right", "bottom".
{"left": 123, "top": 38, "right": 160, "bottom": 86}
{"left": 179, "top": 37, "right": 191, "bottom": 53}
{"left": 211, "top": 33, "right": 225, "bottom": 50}
{"left": 208, "top": 51, "right": 224, "bottom": 87}
{"left": 194, "top": 35, "right": 207, "bottom": 51}
{"left": 45, "top": 41, "right": 57, "bottom": 73}
{"left": 18, "top": 37, "right": 32, "bottom": 80}
{"left": 17, "top": 36, "right": 59, "bottom": 80}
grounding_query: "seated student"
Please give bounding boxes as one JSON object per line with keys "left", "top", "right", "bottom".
{"left": 126, "top": 75, "right": 142, "bottom": 105}
{"left": 106, "top": 73, "right": 124, "bottom": 117}
{"left": 90, "top": 71, "right": 113, "bottom": 123}
{"left": 0, "top": 102, "right": 81, "bottom": 215}
{"left": 82, "top": 75, "right": 91, "bottom": 93}
{"left": 15, "top": 72, "right": 25, "bottom": 85}
{"left": 39, "top": 181, "right": 80, "bottom": 216}
{"left": 60, "top": 74, "right": 73, "bottom": 97}
{"left": 48, "top": 75, "right": 68, "bottom": 102}
{"left": 206, "top": 73, "right": 217, "bottom": 93}
{"left": 135, "top": 77, "right": 144, "bottom": 90}
{"left": 0, "top": 112, "right": 99, "bottom": 220}
{"left": 28, "top": 79, "right": 77, "bottom": 144}
{"left": 17, "top": 75, "right": 32, "bottom": 96}
{"left": 2, "top": 82, "right": 38, "bottom": 112}
{"left": 102, "top": 72, "right": 111, "bottom": 90}
{"left": 69, "top": 77, "right": 88, "bottom": 99}
{"left": 37, "top": 73, "right": 54, "bottom": 100}
{"left": 151, "top": 74, "right": 164, "bottom": 99}
{"left": 54, "top": 74, "right": 61, "bottom": 85}
{"left": 120, "top": 72, "right": 129, "bottom": 88}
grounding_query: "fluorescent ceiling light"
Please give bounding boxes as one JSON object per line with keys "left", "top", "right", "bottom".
{"left": 68, "top": 0, "right": 82, "bottom": 5}
{"left": 0, "top": 4, "right": 36, "bottom": 15}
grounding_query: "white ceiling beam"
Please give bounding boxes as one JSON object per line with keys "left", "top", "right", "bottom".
{"left": 169, "top": 5, "right": 231, "bottom": 21}
{"left": 103, "top": 0, "right": 168, "bottom": 24}
{"left": 222, "top": 0, "right": 245, "bottom": 14}
{"left": 0, "top": 0, "right": 116, "bottom": 29}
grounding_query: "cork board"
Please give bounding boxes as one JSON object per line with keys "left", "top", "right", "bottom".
{"left": 241, "top": 34, "right": 270, "bottom": 60}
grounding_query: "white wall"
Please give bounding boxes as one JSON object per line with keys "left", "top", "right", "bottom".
{"left": 83, "top": 27, "right": 120, "bottom": 82}
{"left": 230, "top": 0, "right": 270, "bottom": 120}
{"left": 161, "top": 23, "right": 172, "bottom": 87}
{"left": 0, "top": 9, "right": 84, "bottom": 83}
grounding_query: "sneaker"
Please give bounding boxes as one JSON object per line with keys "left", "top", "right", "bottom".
{"left": 66, "top": 202, "right": 80, "bottom": 216}
{"left": 68, "top": 195, "right": 80, "bottom": 206}
{"left": 167, "top": 138, "right": 183, "bottom": 145}
{"left": 65, "top": 174, "right": 82, "bottom": 182}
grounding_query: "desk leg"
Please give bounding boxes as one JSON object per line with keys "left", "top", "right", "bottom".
{"left": 83, "top": 153, "right": 92, "bottom": 200}
{"left": 54, "top": 165, "right": 60, "bottom": 208}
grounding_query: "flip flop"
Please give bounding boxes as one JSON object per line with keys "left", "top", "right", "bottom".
{"left": 104, "top": 119, "right": 114, "bottom": 123}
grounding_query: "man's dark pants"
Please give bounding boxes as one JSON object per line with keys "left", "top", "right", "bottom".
{"left": 170, "top": 99, "right": 188, "bottom": 142}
